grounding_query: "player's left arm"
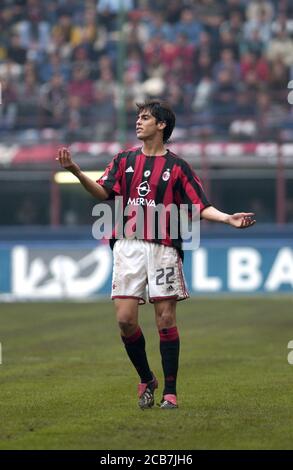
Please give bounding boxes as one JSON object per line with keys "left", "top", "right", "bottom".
{"left": 175, "top": 161, "right": 256, "bottom": 229}
{"left": 201, "top": 205, "right": 256, "bottom": 229}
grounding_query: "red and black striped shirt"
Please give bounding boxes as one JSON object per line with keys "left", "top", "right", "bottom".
{"left": 97, "top": 146, "right": 210, "bottom": 257}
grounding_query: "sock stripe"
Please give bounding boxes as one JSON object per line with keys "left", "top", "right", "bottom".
{"left": 159, "top": 326, "right": 179, "bottom": 342}
{"left": 121, "top": 327, "right": 142, "bottom": 344}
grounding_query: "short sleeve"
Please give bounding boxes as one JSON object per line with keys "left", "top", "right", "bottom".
{"left": 97, "top": 153, "right": 123, "bottom": 198}
{"left": 175, "top": 160, "right": 211, "bottom": 217}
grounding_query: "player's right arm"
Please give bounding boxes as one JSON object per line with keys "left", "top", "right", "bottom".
{"left": 56, "top": 147, "right": 109, "bottom": 200}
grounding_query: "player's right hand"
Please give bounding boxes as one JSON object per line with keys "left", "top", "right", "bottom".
{"left": 56, "top": 147, "right": 81, "bottom": 175}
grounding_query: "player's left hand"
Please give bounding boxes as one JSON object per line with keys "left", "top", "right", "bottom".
{"left": 228, "top": 212, "right": 256, "bottom": 229}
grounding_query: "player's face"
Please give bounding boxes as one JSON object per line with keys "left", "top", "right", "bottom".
{"left": 136, "top": 110, "right": 163, "bottom": 141}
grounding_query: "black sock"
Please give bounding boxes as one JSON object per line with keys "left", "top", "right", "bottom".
{"left": 159, "top": 326, "right": 180, "bottom": 396}
{"left": 121, "top": 327, "right": 153, "bottom": 383}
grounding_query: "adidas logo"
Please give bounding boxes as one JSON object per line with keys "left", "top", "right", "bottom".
{"left": 126, "top": 166, "right": 134, "bottom": 173}
{"left": 167, "top": 285, "right": 174, "bottom": 291}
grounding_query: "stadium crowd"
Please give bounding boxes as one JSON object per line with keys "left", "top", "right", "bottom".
{"left": 0, "top": 0, "right": 293, "bottom": 142}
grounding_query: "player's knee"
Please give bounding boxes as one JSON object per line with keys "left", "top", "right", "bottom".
{"left": 115, "top": 305, "right": 137, "bottom": 334}
{"left": 157, "top": 310, "right": 175, "bottom": 329}
{"left": 118, "top": 319, "right": 137, "bottom": 336}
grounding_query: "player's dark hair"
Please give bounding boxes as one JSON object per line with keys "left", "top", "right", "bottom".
{"left": 136, "top": 99, "right": 176, "bottom": 143}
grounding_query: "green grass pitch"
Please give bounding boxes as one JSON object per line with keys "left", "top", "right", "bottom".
{"left": 0, "top": 297, "right": 293, "bottom": 450}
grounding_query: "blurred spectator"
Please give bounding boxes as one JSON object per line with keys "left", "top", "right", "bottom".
{"left": 145, "top": 11, "right": 174, "bottom": 42}
{"left": 144, "top": 34, "right": 166, "bottom": 78}
{"left": 272, "top": 13, "right": 293, "bottom": 37}
{"left": 68, "top": 66, "right": 95, "bottom": 105}
{"left": 269, "top": 57, "right": 290, "bottom": 95}
{"left": 47, "top": 27, "right": 72, "bottom": 59}
{"left": 217, "top": 28, "right": 240, "bottom": 60}
{"left": 221, "top": 11, "right": 244, "bottom": 41}
{"left": 39, "top": 51, "right": 70, "bottom": 83}
{"left": 15, "top": 68, "right": 40, "bottom": 128}
{"left": 196, "top": 31, "right": 216, "bottom": 61}
{"left": 142, "top": 76, "right": 165, "bottom": 99}
{"left": 51, "top": 12, "right": 73, "bottom": 45}
{"left": 65, "top": 95, "right": 87, "bottom": 140}
{"left": 192, "top": 76, "right": 214, "bottom": 112}
{"left": 240, "top": 51, "right": 270, "bottom": 82}
{"left": 144, "top": 52, "right": 166, "bottom": 82}
{"left": 97, "top": 54, "right": 114, "bottom": 79}
{"left": 256, "top": 91, "right": 288, "bottom": 139}
{"left": 160, "top": 39, "right": 179, "bottom": 74}
{"left": 229, "top": 89, "right": 257, "bottom": 139}
{"left": 0, "top": 4, "right": 19, "bottom": 55}
{"left": 97, "top": 0, "right": 134, "bottom": 13}
{"left": 71, "top": 45, "right": 94, "bottom": 74}
{"left": 97, "top": 0, "right": 134, "bottom": 31}
{"left": 194, "top": 0, "right": 224, "bottom": 41}
{"left": 242, "top": 68, "right": 262, "bottom": 102}
{"left": 223, "top": 0, "right": 245, "bottom": 20}
{"left": 0, "top": 58, "right": 22, "bottom": 80}
{"left": 213, "top": 49, "right": 240, "bottom": 82}
{"left": 165, "top": 56, "right": 188, "bottom": 87}
{"left": 164, "top": 81, "right": 185, "bottom": 115}
{"left": 240, "top": 28, "right": 266, "bottom": 56}
{"left": 266, "top": 29, "right": 293, "bottom": 67}
{"left": 211, "top": 69, "right": 238, "bottom": 132}
{"left": 124, "top": 11, "right": 149, "bottom": 47}
{"left": 246, "top": 0, "right": 275, "bottom": 22}
{"left": 70, "top": 6, "right": 98, "bottom": 48}
{"left": 123, "top": 70, "right": 145, "bottom": 118}
{"left": 0, "top": 78, "right": 18, "bottom": 131}
{"left": 172, "top": 33, "right": 196, "bottom": 83}
{"left": 244, "top": 7, "right": 272, "bottom": 44}
{"left": 91, "top": 67, "right": 117, "bottom": 139}
{"left": 39, "top": 74, "right": 67, "bottom": 128}
{"left": 234, "top": 89, "right": 257, "bottom": 119}
{"left": 174, "top": 8, "right": 203, "bottom": 45}
{"left": 125, "top": 46, "right": 145, "bottom": 82}
{"left": 16, "top": 0, "right": 51, "bottom": 61}
{"left": 6, "top": 34, "right": 27, "bottom": 65}
{"left": 165, "top": 0, "right": 183, "bottom": 24}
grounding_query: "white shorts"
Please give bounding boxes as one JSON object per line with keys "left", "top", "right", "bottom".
{"left": 111, "top": 239, "right": 189, "bottom": 304}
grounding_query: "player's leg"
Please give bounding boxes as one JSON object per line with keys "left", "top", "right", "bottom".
{"left": 114, "top": 298, "right": 158, "bottom": 408}
{"left": 112, "top": 240, "right": 157, "bottom": 408}
{"left": 147, "top": 243, "right": 188, "bottom": 408}
{"left": 115, "top": 298, "right": 152, "bottom": 382}
{"left": 154, "top": 299, "right": 179, "bottom": 409}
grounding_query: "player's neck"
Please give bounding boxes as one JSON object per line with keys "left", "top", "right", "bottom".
{"left": 141, "top": 138, "right": 166, "bottom": 157}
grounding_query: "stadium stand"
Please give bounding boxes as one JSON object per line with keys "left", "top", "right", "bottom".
{"left": 0, "top": 0, "right": 292, "bottom": 140}
{"left": 0, "top": 0, "right": 293, "bottom": 225}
